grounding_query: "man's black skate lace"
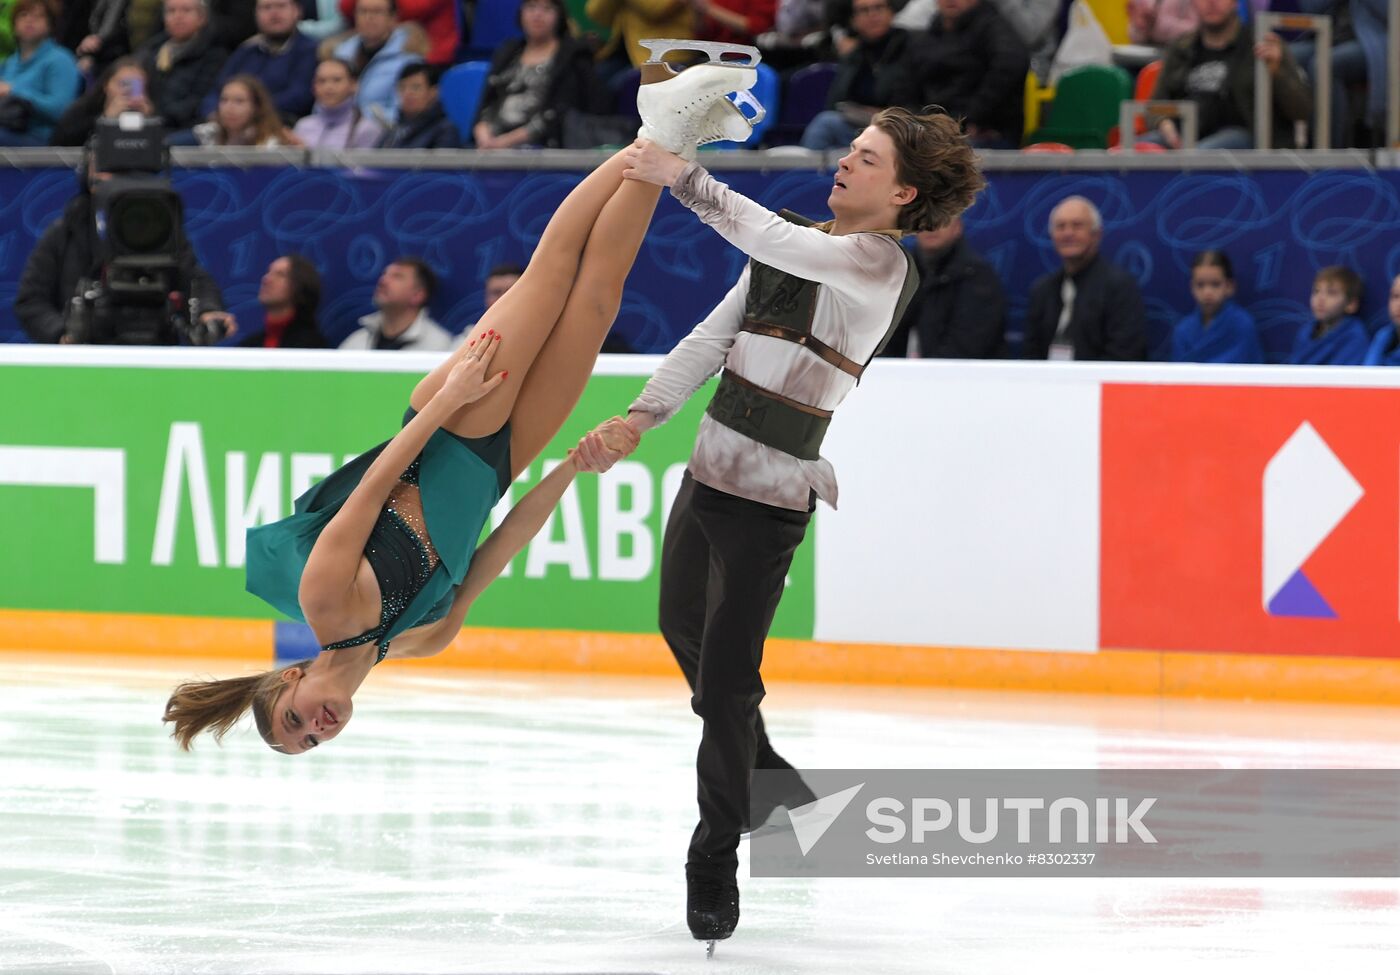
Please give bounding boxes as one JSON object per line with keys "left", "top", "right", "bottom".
{"left": 690, "top": 876, "right": 734, "bottom": 914}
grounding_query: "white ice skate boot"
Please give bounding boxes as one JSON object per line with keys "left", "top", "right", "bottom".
{"left": 636, "top": 38, "right": 760, "bottom": 159}
{"left": 695, "top": 91, "right": 765, "bottom": 149}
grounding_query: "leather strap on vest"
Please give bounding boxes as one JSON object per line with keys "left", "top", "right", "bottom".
{"left": 739, "top": 321, "right": 864, "bottom": 378}
{"left": 739, "top": 212, "right": 920, "bottom": 382}
{"left": 706, "top": 369, "right": 832, "bottom": 462}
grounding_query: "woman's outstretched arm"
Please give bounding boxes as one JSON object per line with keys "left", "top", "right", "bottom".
{"left": 397, "top": 418, "right": 638, "bottom": 657}
{"left": 299, "top": 335, "right": 507, "bottom": 627}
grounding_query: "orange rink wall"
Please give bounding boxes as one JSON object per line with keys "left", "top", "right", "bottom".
{"left": 6, "top": 608, "right": 1400, "bottom": 706}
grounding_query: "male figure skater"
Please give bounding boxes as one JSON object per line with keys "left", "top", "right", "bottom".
{"left": 616, "top": 105, "right": 985, "bottom": 950}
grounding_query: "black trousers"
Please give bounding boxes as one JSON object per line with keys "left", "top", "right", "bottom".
{"left": 659, "top": 472, "right": 814, "bottom": 878}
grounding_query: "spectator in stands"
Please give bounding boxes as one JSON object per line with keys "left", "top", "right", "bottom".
{"left": 240, "top": 255, "right": 328, "bottom": 348}
{"left": 1291, "top": 0, "right": 1387, "bottom": 148}
{"left": 751, "top": 0, "right": 831, "bottom": 66}
{"left": 1023, "top": 196, "right": 1146, "bottom": 361}
{"left": 292, "top": 56, "right": 384, "bottom": 147}
{"left": 378, "top": 61, "right": 459, "bottom": 146}
{"left": 1169, "top": 250, "right": 1263, "bottom": 363}
{"left": 50, "top": 56, "right": 154, "bottom": 145}
{"left": 82, "top": 0, "right": 261, "bottom": 71}
{"left": 453, "top": 262, "right": 524, "bottom": 348}
{"left": 1363, "top": 274, "right": 1400, "bottom": 366}
{"left": 69, "top": 0, "right": 130, "bottom": 76}
{"left": 298, "top": 0, "right": 347, "bottom": 41}
{"left": 909, "top": 0, "right": 1029, "bottom": 150}
{"left": 0, "top": 0, "right": 80, "bottom": 146}
{"left": 586, "top": 0, "right": 692, "bottom": 80}
{"left": 483, "top": 263, "right": 522, "bottom": 310}
{"left": 332, "top": 0, "right": 421, "bottom": 124}
{"left": 799, "top": 0, "right": 915, "bottom": 150}
{"left": 1128, "top": 0, "right": 1198, "bottom": 46}
{"left": 193, "top": 75, "right": 295, "bottom": 145}
{"left": 137, "top": 0, "right": 230, "bottom": 131}
{"left": 881, "top": 215, "right": 1005, "bottom": 358}
{"left": 472, "top": 0, "right": 603, "bottom": 150}
{"left": 339, "top": 257, "right": 453, "bottom": 350}
{"left": 197, "top": 0, "right": 319, "bottom": 124}
{"left": 775, "top": 0, "right": 825, "bottom": 37}
{"left": 897, "top": 0, "right": 1059, "bottom": 77}
{"left": 1347, "top": 0, "right": 1390, "bottom": 143}
{"left": 691, "top": 0, "right": 777, "bottom": 46}
{"left": 994, "top": 0, "right": 1061, "bottom": 79}
{"left": 15, "top": 147, "right": 233, "bottom": 343}
{"left": 339, "top": 0, "right": 454, "bottom": 65}
{"left": 1149, "top": 0, "right": 1311, "bottom": 150}
{"left": 1288, "top": 266, "right": 1369, "bottom": 365}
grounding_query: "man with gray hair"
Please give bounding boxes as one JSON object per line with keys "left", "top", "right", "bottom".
{"left": 1022, "top": 195, "right": 1146, "bottom": 360}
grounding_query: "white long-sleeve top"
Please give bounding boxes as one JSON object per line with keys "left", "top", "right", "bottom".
{"left": 629, "top": 163, "right": 911, "bottom": 512}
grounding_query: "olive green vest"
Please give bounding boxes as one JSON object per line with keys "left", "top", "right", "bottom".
{"left": 706, "top": 211, "right": 920, "bottom": 461}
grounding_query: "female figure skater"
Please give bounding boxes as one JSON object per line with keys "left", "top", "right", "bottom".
{"left": 163, "top": 47, "right": 763, "bottom": 754}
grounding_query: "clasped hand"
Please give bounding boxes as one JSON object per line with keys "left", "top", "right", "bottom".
{"left": 572, "top": 417, "right": 640, "bottom": 473}
{"left": 621, "top": 139, "right": 689, "bottom": 189}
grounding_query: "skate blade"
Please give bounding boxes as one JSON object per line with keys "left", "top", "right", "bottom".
{"left": 639, "top": 38, "right": 761, "bottom": 67}
{"left": 706, "top": 939, "right": 717, "bottom": 959}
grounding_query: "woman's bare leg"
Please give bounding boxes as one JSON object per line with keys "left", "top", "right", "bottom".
{"left": 507, "top": 176, "right": 663, "bottom": 476}
{"left": 408, "top": 149, "right": 634, "bottom": 435}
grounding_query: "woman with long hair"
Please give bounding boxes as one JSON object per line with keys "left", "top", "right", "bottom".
{"left": 193, "top": 74, "right": 291, "bottom": 146}
{"left": 163, "top": 51, "right": 763, "bottom": 754}
{"left": 471, "top": 0, "right": 604, "bottom": 149}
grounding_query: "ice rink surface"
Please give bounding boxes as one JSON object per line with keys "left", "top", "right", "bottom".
{"left": 4, "top": 651, "right": 1400, "bottom": 975}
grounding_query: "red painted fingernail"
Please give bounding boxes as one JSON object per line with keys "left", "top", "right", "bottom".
{"left": 502, "top": 371, "right": 508, "bottom": 378}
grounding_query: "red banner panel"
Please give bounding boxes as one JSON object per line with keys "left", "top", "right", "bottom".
{"left": 1101, "top": 384, "right": 1400, "bottom": 658}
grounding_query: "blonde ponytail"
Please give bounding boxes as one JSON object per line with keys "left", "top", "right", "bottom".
{"left": 163, "top": 660, "right": 313, "bottom": 751}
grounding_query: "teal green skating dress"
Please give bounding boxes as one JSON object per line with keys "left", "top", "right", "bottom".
{"left": 245, "top": 408, "right": 511, "bottom": 660}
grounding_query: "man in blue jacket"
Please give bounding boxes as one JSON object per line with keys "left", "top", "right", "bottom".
{"left": 198, "top": 0, "right": 318, "bottom": 123}
{"left": 333, "top": 0, "right": 420, "bottom": 125}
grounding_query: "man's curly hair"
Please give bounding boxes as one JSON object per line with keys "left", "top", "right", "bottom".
{"left": 870, "top": 107, "right": 986, "bottom": 233}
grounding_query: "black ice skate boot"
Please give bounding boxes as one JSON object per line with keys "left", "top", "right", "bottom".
{"left": 686, "top": 861, "right": 739, "bottom": 958}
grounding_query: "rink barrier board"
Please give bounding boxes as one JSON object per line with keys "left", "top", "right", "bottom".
{"left": 6, "top": 608, "right": 1400, "bottom": 705}
{"left": 7, "top": 351, "right": 1400, "bottom": 703}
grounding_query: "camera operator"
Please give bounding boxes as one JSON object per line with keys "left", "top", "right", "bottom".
{"left": 14, "top": 116, "right": 237, "bottom": 344}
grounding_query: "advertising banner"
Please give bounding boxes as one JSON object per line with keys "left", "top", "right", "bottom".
{"left": 1101, "top": 383, "right": 1400, "bottom": 658}
{"left": 0, "top": 353, "right": 816, "bottom": 639}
